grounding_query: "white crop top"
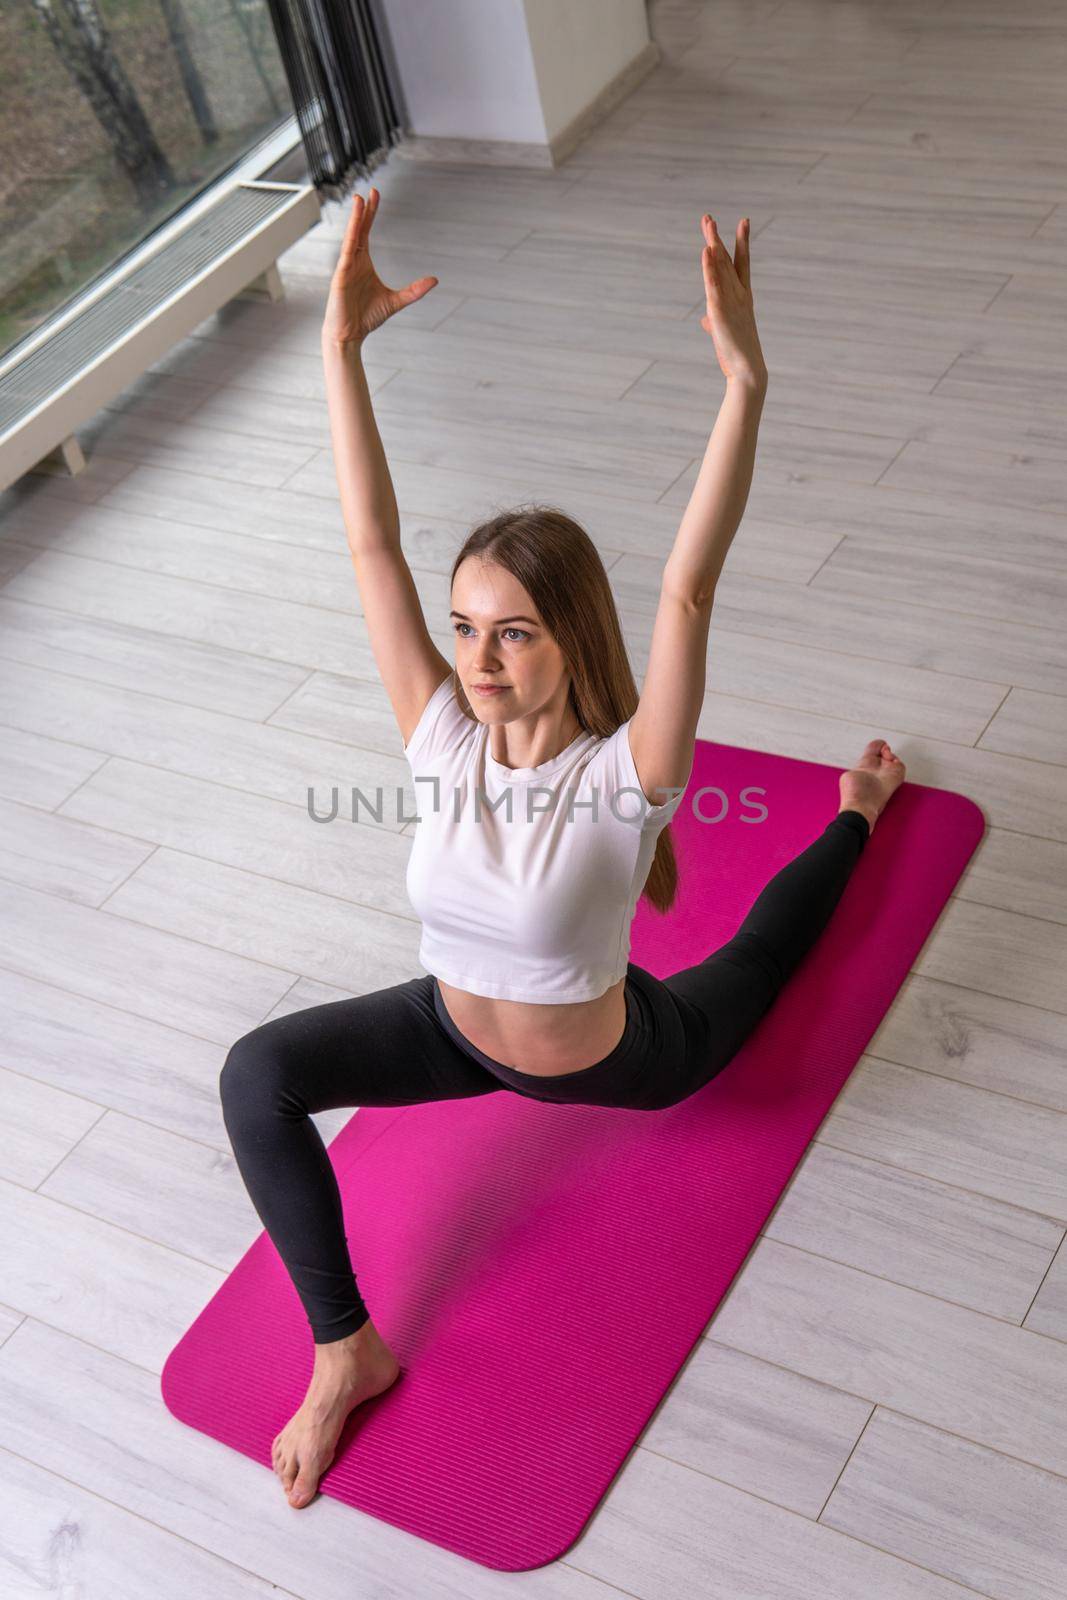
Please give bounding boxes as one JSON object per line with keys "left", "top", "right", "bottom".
{"left": 401, "top": 673, "right": 687, "bottom": 1003}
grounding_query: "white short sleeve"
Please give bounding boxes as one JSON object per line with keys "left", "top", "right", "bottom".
{"left": 589, "top": 717, "right": 689, "bottom": 830}
{"left": 402, "top": 673, "right": 477, "bottom": 767}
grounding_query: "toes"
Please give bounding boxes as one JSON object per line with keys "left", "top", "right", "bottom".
{"left": 289, "top": 1477, "right": 317, "bottom": 1507}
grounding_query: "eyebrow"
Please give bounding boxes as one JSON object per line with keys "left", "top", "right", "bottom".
{"left": 449, "top": 610, "right": 540, "bottom": 626}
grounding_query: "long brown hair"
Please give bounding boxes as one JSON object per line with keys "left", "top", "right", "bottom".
{"left": 448, "top": 503, "right": 679, "bottom": 914}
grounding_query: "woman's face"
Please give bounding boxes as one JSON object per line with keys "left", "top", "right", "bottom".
{"left": 450, "top": 558, "right": 573, "bottom": 723}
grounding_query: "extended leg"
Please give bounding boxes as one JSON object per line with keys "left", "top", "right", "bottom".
{"left": 730, "top": 807, "right": 869, "bottom": 990}
{"left": 660, "top": 809, "right": 869, "bottom": 1092}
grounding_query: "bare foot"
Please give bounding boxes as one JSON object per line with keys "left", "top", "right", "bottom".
{"left": 838, "top": 738, "right": 906, "bottom": 838}
{"left": 271, "top": 1318, "right": 401, "bottom": 1508}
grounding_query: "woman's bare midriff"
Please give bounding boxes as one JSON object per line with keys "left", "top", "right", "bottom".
{"left": 436, "top": 975, "right": 628, "bottom": 1076}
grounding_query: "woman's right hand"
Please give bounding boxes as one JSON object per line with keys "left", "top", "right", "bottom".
{"left": 321, "top": 186, "right": 438, "bottom": 348}
{"left": 699, "top": 214, "right": 767, "bottom": 389}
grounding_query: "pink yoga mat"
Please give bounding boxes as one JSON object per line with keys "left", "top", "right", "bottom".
{"left": 161, "top": 738, "right": 985, "bottom": 1570}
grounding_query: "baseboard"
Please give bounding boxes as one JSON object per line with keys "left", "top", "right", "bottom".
{"left": 393, "top": 39, "right": 661, "bottom": 171}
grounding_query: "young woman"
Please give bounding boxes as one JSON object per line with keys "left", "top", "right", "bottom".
{"left": 219, "top": 188, "right": 906, "bottom": 1509}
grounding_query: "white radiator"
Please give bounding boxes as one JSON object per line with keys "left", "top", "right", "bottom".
{"left": 0, "top": 179, "right": 322, "bottom": 489}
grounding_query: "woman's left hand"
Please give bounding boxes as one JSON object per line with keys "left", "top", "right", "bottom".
{"left": 699, "top": 215, "right": 768, "bottom": 387}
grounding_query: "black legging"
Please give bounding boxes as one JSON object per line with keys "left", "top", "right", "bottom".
{"left": 219, "top": 808, "right": 869, "bottom": 1343}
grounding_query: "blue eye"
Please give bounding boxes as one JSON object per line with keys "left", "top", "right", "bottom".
{"left": 453, "top": 623, "right": 529, "bottom": 642}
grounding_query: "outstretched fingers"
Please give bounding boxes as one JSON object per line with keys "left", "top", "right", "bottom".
{"left": 733, "top": 217, "right": 752, "bottom": 294}
{"left": 701, "top": 214, "right": 752, "bottom": 298}
{"left": 701, "top": 217, "right": 721, "bottom": 301}
{"left": 361, "top": 185, "right": 380, "bottom": 245}
{"left": 339, "top": 185, "right": 379, "bottom": 269}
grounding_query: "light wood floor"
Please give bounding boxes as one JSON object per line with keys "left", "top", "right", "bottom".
{"left": 2, "top": 0, "right": 1066, "bottom": 1592}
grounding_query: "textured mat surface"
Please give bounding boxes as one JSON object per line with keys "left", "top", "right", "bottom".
{"left": 161, "top": 738, "right": 985, "bottom": 1569}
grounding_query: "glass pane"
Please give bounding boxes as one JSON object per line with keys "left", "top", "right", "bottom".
{"left": 0, "top": 0, "right": 294, "bottom": 364}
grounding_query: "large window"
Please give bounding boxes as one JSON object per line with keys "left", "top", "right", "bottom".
{"left": 0, "top": 0, "right": 295, "bottom": 365}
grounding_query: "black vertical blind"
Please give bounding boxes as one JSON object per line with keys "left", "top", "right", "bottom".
{"left": 264, "top": 0, "right": 406, "bottom": 201}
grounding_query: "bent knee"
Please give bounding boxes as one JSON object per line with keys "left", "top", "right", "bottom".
{"left": 219, "top": 1027, "right": 298, "bottom": 1116}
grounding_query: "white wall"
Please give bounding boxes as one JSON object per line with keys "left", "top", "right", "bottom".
{"left": 377, "top": 0, "right": 651, "bottom": 147}
{"left": 523, "top": 0, "right": 651, "bottom": 143}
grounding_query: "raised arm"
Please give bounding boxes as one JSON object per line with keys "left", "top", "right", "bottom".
{"left": 631, "top": 214, "right": 768, "bottom": 806}
{"left": 321, "top": 187, "right": 450, "bottom": 745}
